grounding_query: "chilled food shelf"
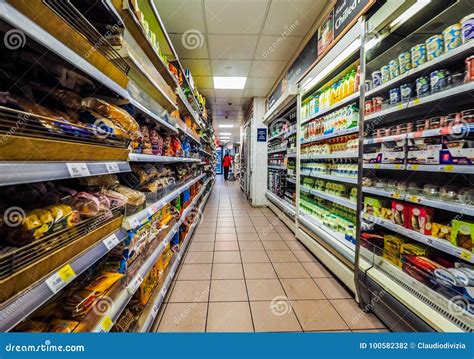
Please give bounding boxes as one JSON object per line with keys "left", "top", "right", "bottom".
{"left": 265, "top": 190, "right": 296, "bottom": 218}
{"left": 123, "top": 174, "right": 206, "bottom": 230}
{"left": 301, "top": 92, "right": 360, "bottom": 125}
{"left": 286, "top": 178, "right": 297, "bottom": 184}
{"left": 405, "top": 164, "right": 474, "bottom": 174}
{"left": 301, "top": 127, "right": 359, "bottom": 145}
{"left": 136, "top": 180, "right": 213, "bottom": 332}
{"left": 364, "top": 163, "right": 404, "bottom": 170}
{"left": 128, "top": 97, "right": 178, "bottom": 133}
{"left": 268, "top": 147, "right": 288, "bottom": 154}
{"left": 284, "top": 129, "right": 297, "bottom": 138}
{"left": 199, "top": 149, "right": 213, "bottom": 157}
{"left": 176, "top": 120, "right": 201, "bottom": 144}
{"left": 128, "top": 154, "right": 201, "bottom": 163}
{"left": 268, "top": 165, "right": 286, "bottom": 170}
{"left": 268, "top": 132, "right": 285, "bottom": 141}
{"left": 362, "top": 213, "right": 473, "bottom": 263}
{"left": 365, "top": 82, "right": 474, "bottom": 123}
{"left": 0, "top": 229, "right": 129, "bottom": 332}
{"left": 176, "top": 88, "right": 201, "bottom": 127}
{"left": 93, "top": 179, "right": 211, "bottom": 333}
{"left": 298, "top": 213, "right": 356, "bottom": 255}
{"left": 0, "top": 161, "right": 131, "bottom": 187}
{"left": 362, "top": 186, "right": 474, "bottom": 216}
{"left": 300, "top": 186, "right": 357, "bottom": 210}
{"left": 301, "top": 152, "right": 358, "bottom": 160}
{"left": 366, "top": 41, "right": 474, "bottom": 98}
{"left": 303, "top": 172, "right": 358, "bottom": 185}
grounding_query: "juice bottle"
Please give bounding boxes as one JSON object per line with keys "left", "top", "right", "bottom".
{"left": 355, "top": 65, "right": 361, "bottom": 92}
{"left": 348, "top": 70, "right": 355, "bottom": 95}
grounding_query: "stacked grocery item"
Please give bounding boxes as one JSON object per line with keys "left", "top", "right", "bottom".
{"left": 302, "top": 103, "right": 359, "bottom": 140}
{"left": 302, "top": 66, "right": 361, "bottom": 120}
{"left": 301, "top": 177, "right": 357, "bottom": 204}
{"left": 301, "top": 160, "right": 358, "bottom": 180}
{"left": 301, "top": 134, "right": 358, "bottom": 157}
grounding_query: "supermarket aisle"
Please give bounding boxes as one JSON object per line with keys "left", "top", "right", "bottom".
{"left": 155, "top": 177, "right": 387, "bottom": 332}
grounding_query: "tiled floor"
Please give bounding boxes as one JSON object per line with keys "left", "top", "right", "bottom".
{"left": 155, "top": 177, "right": 387, "bottom": 332}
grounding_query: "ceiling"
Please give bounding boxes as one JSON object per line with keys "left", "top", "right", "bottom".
{"left": 155, "top": 0, "right": 328, "bottom": 143}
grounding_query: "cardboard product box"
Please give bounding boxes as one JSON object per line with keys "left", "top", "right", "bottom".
{"left": 407, "top": 137, "right": 442, "bottom": 164}
{"left": 440, "top": 140, "right": 474, "bottom": 165}
{"left": 381, "top": 141, "right": 406, "bottom": 164}
{"left": 391, "top": 201, "right": 410, "bottom": 227}
{"left": 363, "top": 149, "right": 381, "bottom": 164}
{"left": 407, "top": 205, "right": 434, "bottom": 235}
{"left": 364, "top": 196, "right": 389, "bottom": 217}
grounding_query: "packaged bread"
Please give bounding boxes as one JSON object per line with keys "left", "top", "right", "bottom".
{"left": 100, "top": 188, "right": 128, "bottom": 208}
{"left": 83, "top": 272, "right": 123, "bottom": 294}
{"left": 113, "top": 185, "right": 146, "bottom": 207}
{"left": 48, "top": 319, "right": 79, "bottom": 333}
{"left": 80, "top": 174, "right": 120, "bottom": 187}
{"left": 70, "top": 192, "right": 101, "bottom": 218}
{"left": 81, "top": 97, "right": 139, "bottom": 134}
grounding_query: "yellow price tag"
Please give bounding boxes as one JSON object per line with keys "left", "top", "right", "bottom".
{"left": 374, "top": 164, "right": 381, "bottom": 169}
{"left": 58, "top": 264, "right": 76, "bottom": 283}
{"left": 444, "top": 165, "right": 454, "bottom": 172}
{"left": 408, "top": 195, "right": 419, "bottom": 203}
{"left": 412, "top": 98, "right": 421, "bottom": 105}
{"left": 397, "top": 104, "right": 403, "bottom": 110}
{"left": 101, "top": 316, "right": 113, "bottom": 332}
{"left": 460, "top": 251, "right": 472, "bottom": 261}
{"left": 411, "top": 164, "right": 419, "bottom": 170}
{"left": 394, "top": 164, "right": 402, "bottom": 170}
{"left": 392, "top": 192, "right": 402, "bottom": 199}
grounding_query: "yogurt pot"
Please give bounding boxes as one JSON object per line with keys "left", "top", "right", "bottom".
{"left": 389, "top": 87, "right": 401, "bottom": 105}
{"left": 416, "top": 76, "right": 430, "bottom": 97}
{"left": 411, "top": 44, "right": 427, "bottom": 68}
{"left": 388, "top": 59, "right": 400, "bottom": 79}
{"left": 381, "top": 65, "right": 390, "bottom": 83}
{"left": 426, "top": 35, "right": 444, "bottom": 61}
{"left": 400, "top": 83, "right": 414, "bottom": 103}
{"left": 398, "top": 52, "right": 412, "bottom": 74}
{"left": 461, "top": 14, "right": 474, "bottom": 43}
{"left": 442, "top": 23, "right": 462, "bottom": 52}
{"left": 372, "top": 71, "right": 382, "bottom": 87}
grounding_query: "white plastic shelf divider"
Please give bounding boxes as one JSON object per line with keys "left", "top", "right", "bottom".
{"left": 0, "top": 228, "right": 129, "bottom": 332}
{"left": 362, "top": 187, "right": 474, "bottom": 216}
{"left": 268, "top": 165, "right": 286, "bottom": 170}
{"left": 301, "top": 151, "right": 358, "bottom": 160}
{"left": 301, "top": 92, "right": 360, "bottom": 125}
{"left": 301, "top": 127, "right": 359, "bottom": 145}
{"left": 363, "top": 163, "right": 405, "bottom": 170}
{"left": 0, "top": 161, "right": 131, "bottom": 187}
{"left": 362, "top": 213, "right": 473, "bottom": 263}
{"left": 128, "top": 153, "right": 201, "bottom": 163}
{"left": 298, "top": 213, "right": 356, "bottom": 260}
{"left": 137, "top": 181, "right": 213, "bottom": 332}
{"left": 300, "top": 186, "right": 357, "bottom": 210}
{"left": 94, "top": 179, "right": 212, "bottom": 333}
{"left": 265, "top": 190, "right": 296, "bottom": 218}
{"left": 406, "top": 164, "right": 474, "bottom": 174}
{"left": 365, "top": 82, "right": 474, "bottom": 123}
{"left": 128, "top": 97, "right": 178, "bottom": 133}
{"left": 366, "top": 42, "right": 474, "bottom": 98}
{"left": 123, "top": 174, "right": 206, "bottom": 230}
{"left": 268, "top": 147, "right": 288, "bottom": 154}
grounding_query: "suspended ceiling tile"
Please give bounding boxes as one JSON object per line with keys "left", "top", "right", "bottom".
{"left": 208, "top": 35, "right": 259, "bottom": 60}
{"left": 204, "top": 0, "right": 269, "bottom": 35}
{"left": 213, "top": 89, "right": 244, "bottom": 98}
{"left": 199, "top": 88, "right": 215, "bottom": 97}
{"left": 249, "top": 60, "right": 287, "bottom": 77}
{"left": 181, "top": 59, "right": 212, "bottom": 76}
{"left": 193, "top": 76, "right": 214, "bottom": 88}
{"left": 254, "top": 35, "right": 302, "bottom": 61}
{"left": 154, "top": 0, "right": 206, "bottom": 33}
{"left": 216, "top": 110, "right": 244, "bottom": 116}
{"left": 169, "top": 33, "right": 209, "bottom": 58}
{"left": 245, "top": 77, "right": 277, "bottom": 90}
{"left": 243, "top": 88, "right": 270, "bottom": 97}
{"left": 213, "top": 104, "right": 244, "bottom": 112}
{"left": 210, "top": 59, "right": 252, "bottom": 77}
{"left": 262, "top": 0, "right": 324, "bottom": 36}
{"left": 215, "top": 97, "right": 243, "bottom": 105}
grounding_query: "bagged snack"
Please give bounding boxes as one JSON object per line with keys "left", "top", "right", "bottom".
{"left": 403, "top": 255, "right": 441, "bottom": 285}
{"left": 400, "top": 243, "right": 428, "bottom": 256}
{"left": 140, "top": 126, "right": 153, "bottom": 154}
{"left": 83, "top": 272, "right": 123, "bottom": 294}
{"left": 150, "top": 129, "right": 163, "bottom": 155}
{"left": 101, "top": 189, "right": 128, "bottom": 208}
{"left": 91, "top": 193, "right": 111, "bottom": 212}
{"left": 80, "top": 174, "right": 120, "bottom": 187}
{"left": 113, "top": 185, "right": 146, "bottom": 207}
{"left": 81, "top": 98, "right": 139, "bottom": 134}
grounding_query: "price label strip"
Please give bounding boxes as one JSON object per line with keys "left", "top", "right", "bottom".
{"left": 45, "top": 264, "right": 77, "bottom": 294}
{"left": 105, "top": 162, "right": 120, "bottom": 173}
{"left": 98, "top": 316, "right": 113, "bottom": 332}
{"left": 127, "top": 274, "right": 143, "bottom": 295}
{"left": 66, "top": 163, "right": 91, "bottom": 178}
{"left": 103, "top": 233, "right": 120, "bottom": 251}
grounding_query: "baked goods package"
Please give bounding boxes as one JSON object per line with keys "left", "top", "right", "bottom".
{"left": 113, "top": 185, "right": 146, "bottom": 215}
{"left": 391, "top": 200, "right": 409, "bottom": 227}
{"left": 407, "top": 205, "right": 433, "bottom": 235}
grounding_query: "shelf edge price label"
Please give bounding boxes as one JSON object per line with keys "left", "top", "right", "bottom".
{"left": 412, "top": 98, "right": 421, "bottom": 105}
{"left": 394, "top": 164, "right": 402, "bottom": 170}
{"left": 460, "top": 251, "right": 472, "bottom": 261}
{"left": 407, "top": 195, "right": 420, "bottom": 203}
{"left": 105, "top": 162, "right": 120, "bottom": 173}
{"left": 46, "top": 264, "right": 77, "bottom": 294}
{"left": 66, "top": 163, "right": 91, "bottom": 178}
{"left": 98, "top": 316, "right": 113, "bottom": 332}
{"left": 374, "top": 164, "right": 381, "bottom": 169}
{"left": 129, "top": 216, "right": 140, "bottom": 229}
{"left": 443, "top": 164, "right": 455, "bottom": 172}
{"left": 103, "top": 233, "right": 120, "bottom": 251}
{"left": 392, "top": 192, "right": 402, "bottom": 199}
{"left": 127, "top": 274, "right": 143, "bottom": 294}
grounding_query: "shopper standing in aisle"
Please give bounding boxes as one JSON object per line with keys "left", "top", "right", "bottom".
{"left": 222, "top": 152, "right": 232, "bottom": 180}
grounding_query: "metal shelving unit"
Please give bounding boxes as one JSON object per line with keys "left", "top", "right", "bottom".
{"left": 93, "top": 178, "right": 212, "bottom": 332}
{"left": 123, "top": 174, "right": 206, "bottom": 230}
{"left": 301, "top": 151, "right": 358, "bottom": 160}
{"left": 0, "top": 161, "right": 131, "bottom": 187}
{"left": 301, "top": 92, "right": 360, "bottom": 125}
{"left": 0, "top": 229, "right": 129, "bottom": 332}
{"left": 300, "top": 186, "right": 357, "bottom": 210}
{"left": 300, "top": 127, "right": 359, "bottom": 145}
{"left": 128, "top": 153, "right": 201, "bottom": 163}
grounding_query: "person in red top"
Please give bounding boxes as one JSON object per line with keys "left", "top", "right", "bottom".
{"left": 222, "top": 152, "right": 233, "bottom": 180}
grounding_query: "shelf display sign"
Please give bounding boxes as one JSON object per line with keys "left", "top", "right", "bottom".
{"left": 257, "top": 128, "right": 267, "bottom": 142}
{"left": 318, "top": 9, "right": 334, "bottom": 55}
{"left": 334, "top": 0, "right": 374, "bottom": 39}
